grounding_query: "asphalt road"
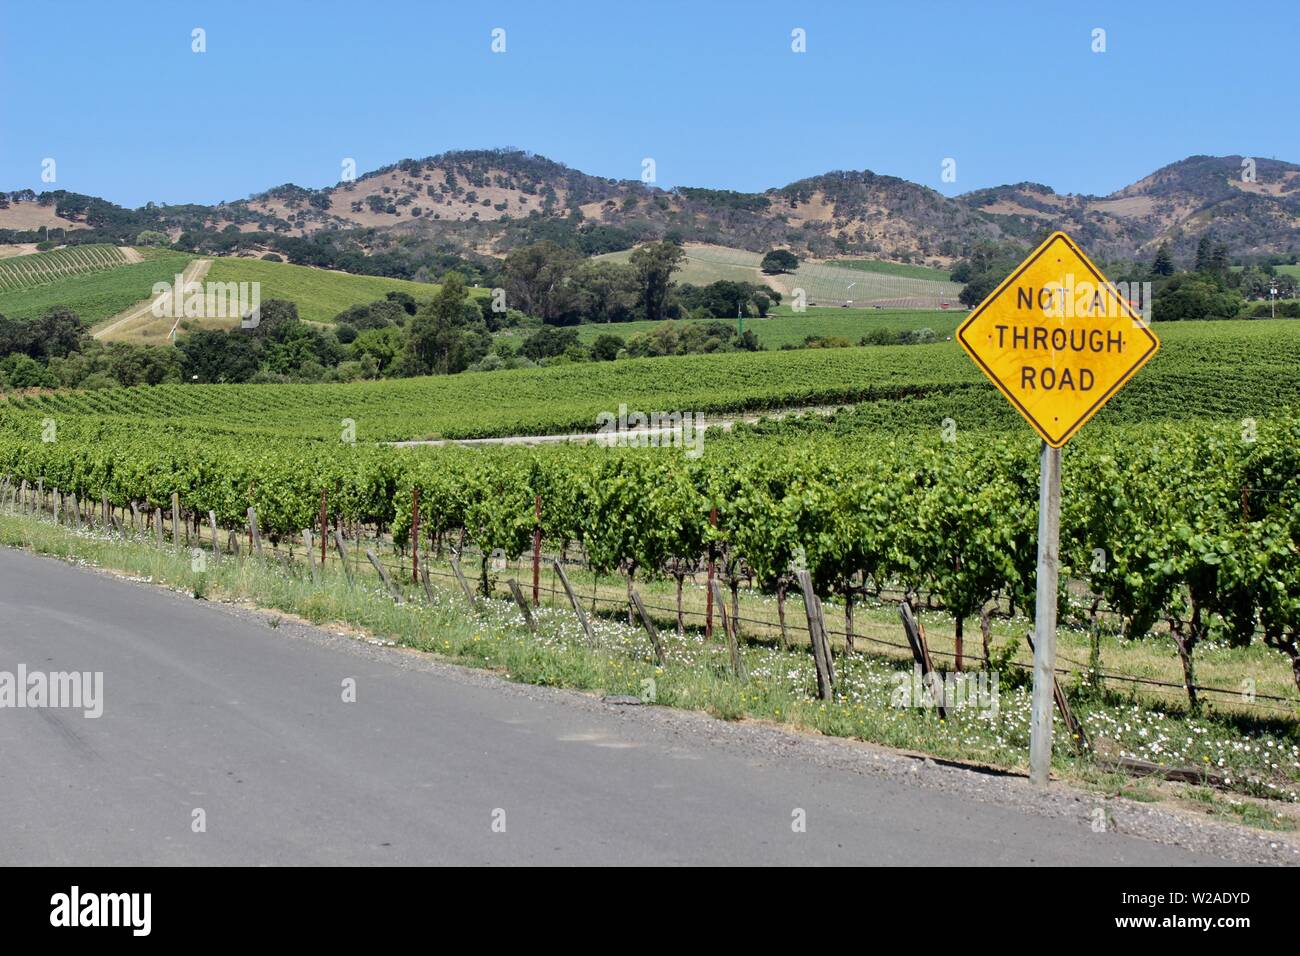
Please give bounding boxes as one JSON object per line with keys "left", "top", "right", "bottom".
{"left": 0, "top": 547, "right": 1239, "bottom": 866}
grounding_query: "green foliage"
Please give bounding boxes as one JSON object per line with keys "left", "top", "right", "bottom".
{"left": 760, "top": 249, "right": 799, "bottom": 274}
{"left": 1153, "top": 271, "right": 1245, "bottom": 321}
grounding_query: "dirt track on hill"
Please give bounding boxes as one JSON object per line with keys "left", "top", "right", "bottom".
{"left": 93, "top": 258, "right": 211, "bottom": 341}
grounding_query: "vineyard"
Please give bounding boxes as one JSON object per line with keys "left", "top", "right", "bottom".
{"left": 5, "top": 319, "right": 1298, "bottom": 441}
{"left": 0, "top": 249, "right": 195, "bottom": 326}
{"left": 567, "top": 307, "right": 964, "bottom": 348}
{"left": 2, "top": 405, "right": 1299, "bottom": 715}
{"left": 0, "top": 244, "right": 131, "bottom": 291}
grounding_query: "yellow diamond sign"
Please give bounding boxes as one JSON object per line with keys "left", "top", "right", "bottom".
{"left": 956, "top": 231, "right": 1159, "bottom": 447}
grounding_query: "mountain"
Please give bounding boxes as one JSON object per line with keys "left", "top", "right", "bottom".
{"left": 962, "top": 156, "right": 1300, "bottom": 261}
{"left": 3, "top": 151, "right": 1298, "bottom": 268}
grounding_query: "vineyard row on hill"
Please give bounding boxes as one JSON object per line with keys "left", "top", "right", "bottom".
{"left": 2, "top": 409, "right": 1298, "bottom": 703}
{"left": 4, "top": 319, "right": 1299, "bottom": 441}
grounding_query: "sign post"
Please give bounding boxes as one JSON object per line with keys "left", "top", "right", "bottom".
{"left": 955, "top": 231, "right": 1159, "bottom": 785}
{"left": 1029, "top": 441, "right": 1060, "bottom": 785}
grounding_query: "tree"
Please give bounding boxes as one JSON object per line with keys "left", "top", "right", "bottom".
{"left": 1152, "top": 242, "right": 1175, "bottom": 276}
{"left": 571, "top": 260, "right": 638, "bottom": 324}
{"left": 178, "top": 330, "right": 260, "bottom": 383}
{"left": 0, "top": 353, "right": 58, "bottom": 389}
{"left": 1193, "top": 235, "right": 1214, "bottom": 273}
{"left": 958, "top": 271, "right": 1001, "bottom": 308}
{"left": 503, "top": 241, "right": 579, "bottom": 323}
{"left": 629, "top": 241, "right": 685, "bottom": 323}
{"left": 589, "top": 333, "right": 624, "bottom": 361}
{"left": 760, "top": 249, "right": 799, "bottom": 274}
{"left": 520, "top": 325, "right": 580, "bottom": 361}
{"left": 401, "top": 272, "right": 490, "bottom": 375}
{"left": 1152, "top": 272, "right": 1244, "bottom": 321}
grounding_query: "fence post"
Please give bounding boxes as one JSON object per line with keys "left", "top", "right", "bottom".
{"left": 1027, "top": 632, "right": 1089, "bottom": 753}
{"left": 553, "top": 558, "right": 596, "bottom": 646}
{"left": 705, "top": 506, "right": 717, "bottom": 638}
{"left": 710, "top": 579, "right": 744, "bottom": 679}
{"left": 319, "top": 488, "right": 328, "bottom": 566}
{"left": 419, "top": 564, "right": 434, "bottom": 603}
{"left": 796, "top": 570, "right": 834, "bottom": 701}
{"left": 208, "top": 511, "right": 219, "bottom": 558}
{"left": 331, "top": 529, "right": 353, "bottom": 586}
{"left": 508, "top": 578, "right": 537, "bottom": 635}
{"left": 247, "top": 507, "right": 262, "bottom": 555}
{"left": 899, "top": 600, "right": 945, "bottom": 719}
{"left": 366, "top": 549, "right": 402, "bottom": 603}
{"left": 411, "top": 486, "right": 421, "bottom": 586}
{"left": 629, "top": 589, "right": 665, "bottom": 666}
{"left": 449, "top": 555, "right": 478, "bottom": 611}
{"left": 532, "top": 494, "right": 541, "bottom": 607}
{"left": 304, "top": 530, "right": 319, "bottom": 583}
{"left": 172, "top": 493, "right": 181, "bottom": 551}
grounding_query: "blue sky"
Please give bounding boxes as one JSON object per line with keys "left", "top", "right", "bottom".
{"left": 2, "top": 0, "right": 1295, "bottom": 208}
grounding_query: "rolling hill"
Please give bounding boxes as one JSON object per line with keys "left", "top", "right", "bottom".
{"left": 4, "top": 151, "right": 1299, "bottom": 272}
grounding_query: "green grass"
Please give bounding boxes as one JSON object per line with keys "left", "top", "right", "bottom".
{"left": 201, "top": 258, "right": 461, "bottom": 325}
{"left": 559, "top": 308, "right": 963, "bottom": 349}
{"left": 828, "top": 258, "right": 954, "bottom": 281}
{"left": 0, "top": 251, "right": 194, "bottom": 326}
{"left": 1274, "top": 264, "right": 1300, "bottom": 280}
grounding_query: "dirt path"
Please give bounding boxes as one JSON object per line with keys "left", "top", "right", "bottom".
{"left": 93, "top": 258, "right": 211, "bottom": 340}
{"left": 388, "top": 405, "right": 844, "bottom": 448}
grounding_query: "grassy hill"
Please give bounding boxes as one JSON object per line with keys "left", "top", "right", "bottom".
{"left": 597, "top": 243, "right": 964, "bottom": 308}
{"left": 201, "top": 258, "right": 453, "bottom": 325}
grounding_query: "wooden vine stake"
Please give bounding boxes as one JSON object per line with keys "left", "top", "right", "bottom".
{"left": 247, "top": 507, "right": 262, "bottom": 556}
{"left": 303, "top": 530, "right": 320, "bottom": 583}
{"left": 366, "top": 549, "right": 402, "bottom": 603}
{"left": 331, "top": 529, "right": 354, "bottom": 586}
{"left": 552, "top": 558, "right": 596, "bottom": 646}
{"left": 899, "top": 600, "right": 945, "bottom": 719}
{"left": 709, "top": 579, "right": 744, "bottom": 679}
{"left": 449, "top": 555, "right": 478, "bottom": 612}
{"left": 1026, "top": 632, "right": 1089, "bottom": 753}
{"left": 795, "top": 570, "right": 834, "bottom": 701}
{"left": 629, "top": 589, "right": 665, "bottom": 666}
{"left": 508, "top": 578, "right": 537, "bottom": 635}
{"left": 410, "top": 486, "right": 421, "bottom": 586}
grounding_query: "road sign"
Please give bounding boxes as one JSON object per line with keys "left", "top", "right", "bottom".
{"left": 956, "top": 232, "right": 1159, "bottom": 447}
